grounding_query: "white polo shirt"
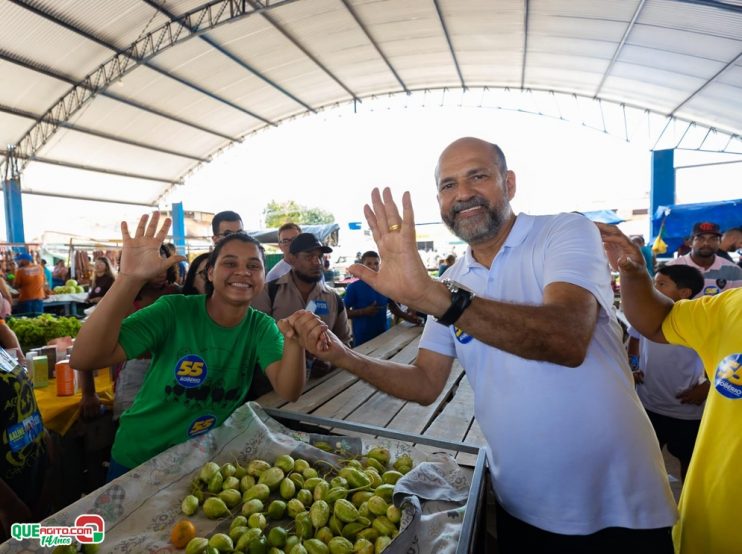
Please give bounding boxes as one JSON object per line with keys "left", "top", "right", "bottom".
{"left": 420, "top": 213, "right": 677, "bottom": 535}
{"left": 629, "top": 326, "right": 705, "bottom": 420}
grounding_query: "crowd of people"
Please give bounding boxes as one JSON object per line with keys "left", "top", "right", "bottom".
{"left": 1, "top": 137, "right": 740, "bottom": 553}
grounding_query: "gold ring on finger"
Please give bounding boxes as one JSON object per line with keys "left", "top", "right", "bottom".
{"left": 388, "top": 224, "right": 402, "bottom": 232}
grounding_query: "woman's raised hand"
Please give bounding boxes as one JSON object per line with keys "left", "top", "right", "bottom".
{"left": 119, "top": 213, "right": 185, "bottom": 282}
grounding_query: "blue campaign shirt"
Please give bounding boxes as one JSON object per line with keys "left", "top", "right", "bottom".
{"left": 343, "top": 279, "right": 389, "bottom": 346}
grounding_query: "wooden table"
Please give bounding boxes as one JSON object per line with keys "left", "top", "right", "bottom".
{"left": 257, "top": 323, "right": 486, "bottom": 466}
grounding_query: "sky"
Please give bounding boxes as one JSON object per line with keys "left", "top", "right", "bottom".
{"left": 6, "top": 99, "right": 742, "bottom": 251}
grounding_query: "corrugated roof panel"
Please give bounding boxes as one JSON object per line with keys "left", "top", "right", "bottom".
{"left": 27, "top": 0, "right": 174, "bottom": 50}
{"left": 66, "top": 95, "right": 227, "bottom": 164}
{"left": 529, "top": 37, "right": 619, "bottom": 59}
{"left": 0, "top": 60, "right": 70, "bottom": 115}
{"left": 683, "top": 80, "right": 742, "bottom": 134}
{"left": 352, "top": 0, "right": 459, "bottom": 85}
{"left": 22, "top": 162, "right": 167, "bottom": 205}
{"left": 529, "top": 13, "right": 633, "bottom": 44}
{"left": 602, "top": 64, "right": 705, "bottom": 113}
{"left": 264, "top": 0, "right": 399, "bottom": 96}
{"left": 40, "top": 129, "right": 194, "bottom": 179}
{"left": 629, "top": 24, "right": 741, "bottom": 61}
{"left": 618, "top": 44, "right": 727, "bottom": 79}
{"left": 641, "top": 0, "right": 742, "bottom": 40}
{"left": 0, "top": 1, "right": 111, "bottom": 80}
{"left": 0, "top": 112, "right": 33, "bottom": 147}
{"left": 102, "top": 64, "right": 262, "bottom": 136}
{"left": 527, "top": 54, "right": 609, "bottom": 92}
{"left": 533, "top": 0, "right": 642, "bottom": 20}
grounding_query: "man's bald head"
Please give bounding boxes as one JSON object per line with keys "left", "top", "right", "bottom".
{"left": 435, "top": 137, "right": 508, "bottom": 183}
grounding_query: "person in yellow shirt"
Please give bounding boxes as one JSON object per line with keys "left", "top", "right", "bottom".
{"left": 598, "top": 223, "right": 742, "bottom": 554}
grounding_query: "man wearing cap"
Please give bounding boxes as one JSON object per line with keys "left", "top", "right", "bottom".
{"left": 266, "top": 222, "right": 302, "bottom": 281}
{"left": 668, "top": 222, "right": 742, "bottom": 296}
{"left": 13, "top": 253, "right": 46, "bottom": 315}
{"left": 252, "top": 233, "right": 351, "bottom": 375}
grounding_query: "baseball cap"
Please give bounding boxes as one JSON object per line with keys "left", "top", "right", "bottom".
{"left": 289, "top": 233, "right": 333, "bottom": 255}
{"left": 692, "top": 222, "right": 722, "bottom": 237}
{"left": 15, "top": 253, "right": 33, "bottom": 262}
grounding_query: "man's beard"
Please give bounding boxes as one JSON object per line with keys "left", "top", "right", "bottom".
{"left": 441, "top": 196, "right": 509, "bottom": 244}
{"left": 294, "top": 269, "right": 321, "bottom": 284}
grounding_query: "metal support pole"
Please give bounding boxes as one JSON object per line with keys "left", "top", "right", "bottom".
{"left": 171, "top": 202, "right": 186, "bottom": 256}
{"left": 2, "top": 147, "right": 26, "bottom": 251}
{"left": 650, "top": 149, "right": 675, "bottom": 240}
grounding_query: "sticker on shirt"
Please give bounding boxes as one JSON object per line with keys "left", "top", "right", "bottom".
{"left": 174, "top": 355, "right": 208, "bottom": 389}
{"left": 716, "top": 279, "right": 727, "bottom": 290}
{"left": 453, "top": 326, "right": 473, "bottom": 344}
{"left": 703, "top": 285, "right": 720, "bottom": 296}
{"left": 188, "top": 414, "right": 217, "bottom": 437}
{"left": 7, "top": 411, "right": 43, "bottom": 453}
{"left": 312, "top": 300, "right": 329, "bottom": 315}
{"left": 0, "top": 348, "right": 19, "bottom": 373}
{"left": 714, "top": 353, "right": 742, "bottom": 399}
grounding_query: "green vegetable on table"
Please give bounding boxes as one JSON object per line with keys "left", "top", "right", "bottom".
{"left": 7, "top": 313, "right": 81, "bottom": 352}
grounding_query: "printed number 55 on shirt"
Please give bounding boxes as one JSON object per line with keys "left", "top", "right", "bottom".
{"left": 175, "top": 355, "right": 208, "bottom": 388}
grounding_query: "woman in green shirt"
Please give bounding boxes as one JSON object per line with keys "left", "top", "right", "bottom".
{"left": 71, "top": 213, "right": 311, "bottom": 479}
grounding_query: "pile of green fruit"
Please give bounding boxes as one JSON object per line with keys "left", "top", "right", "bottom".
{"left": 52, "top": 279, "right": 85, "bottom": 295}
{"left": 181, "top": 447, "right": 415, "bottom": 554}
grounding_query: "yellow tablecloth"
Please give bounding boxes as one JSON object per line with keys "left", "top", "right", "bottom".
{"left": 33, "top": 370, "right": 114, "bottom": 435}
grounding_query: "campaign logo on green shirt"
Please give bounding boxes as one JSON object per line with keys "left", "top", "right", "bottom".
{"left": 188, "top": 414, "right": 217, "bottom": 437}
{"left": 174, "top": 354, "right": 208, "bottom": 388}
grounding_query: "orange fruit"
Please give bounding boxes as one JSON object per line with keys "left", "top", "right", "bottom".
{"left": 170, "top": 518, "right": 197, "bottom": 549}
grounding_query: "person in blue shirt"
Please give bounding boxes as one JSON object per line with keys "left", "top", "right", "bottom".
{"left": 343, "top": 251, "right": 422, "bottom": 346}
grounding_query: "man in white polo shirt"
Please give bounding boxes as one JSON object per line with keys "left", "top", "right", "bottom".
{"left": 266, "top": 222, "right": 302, "bottom": 282}
{"left": 668, "top": 221, "right": 742, "bottom": 296}
{"left": 290, "top": 137, "right": 677, "bottom": 553}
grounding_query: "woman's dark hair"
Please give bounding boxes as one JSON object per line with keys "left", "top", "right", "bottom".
{"left": 182, "top": 252, "right": 210, "bottom": 295}
{"left": 93, "top": 256, "right": 116, "bottom": 282}
{"left": 204, "top": 233, "right": 264, "bottom": 297}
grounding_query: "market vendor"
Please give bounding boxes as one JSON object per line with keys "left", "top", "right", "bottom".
{"left": 70, "top": 213, "right": 312, "bottom": 480}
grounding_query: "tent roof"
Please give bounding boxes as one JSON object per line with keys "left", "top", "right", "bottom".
{"left": 1, "top": 0, "right": 741, "bottom": 205}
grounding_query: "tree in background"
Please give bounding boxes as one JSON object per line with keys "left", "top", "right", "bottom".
{"left": 263, "top": 200, "right": 335, "bottom": 227}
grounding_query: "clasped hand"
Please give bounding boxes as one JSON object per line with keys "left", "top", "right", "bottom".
{"left": 277, "top": 311, "right": 341, "bottom": 362}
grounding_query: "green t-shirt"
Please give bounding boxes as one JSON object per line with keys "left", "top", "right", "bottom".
{"left": 111, "top": 295, "right": 284, "bottom": 469}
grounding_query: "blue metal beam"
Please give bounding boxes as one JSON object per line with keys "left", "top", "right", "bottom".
{"left": 171, "top": 202, "right": 187, "bottom": 255}
{"left": 650, "top": 149, "right": 676, "bottom": 240}
{"left": 2, "top": 149, "right": 26, "bottom": 248}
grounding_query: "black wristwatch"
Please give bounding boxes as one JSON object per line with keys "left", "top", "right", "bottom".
{"left": 435, "top": 279, "right": 475, "bottom": 326}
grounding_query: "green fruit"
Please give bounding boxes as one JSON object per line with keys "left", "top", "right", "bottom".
{"left": 208, "top": 532, "right": 234, "bottom": 552}
{"left": 288, "top": 472, "right": 305, "bottom": 489}
{"left": 314, "top": 526, "right": 334, "bottom": 544}
{"left": 330, "top": 476, "right": 347, "bottom": 489}
{"left": 280, "top": 477, "right": 297, "bottom": 500}
{"left": 243, "top": 483, "right": 271, "bottom": 502}
{"left": 374, "top": 536, "right": 392, "bottom": 553}
{"left": 82, "top": 546, "right": 101, "bottom": 554}
{"left": 205, "top": 547, "right": 220, "bottom": 554}
{"left": 51, "top": 547, "right": 77, "bottom": 554}
{"left": 268, "top": 548, "right": 285, "bottom": 554}
{"left": 303, "top": 538, "right": 330, "bottom": 554}
{"left": 340, "top": 522, "right": 367, "bottom": 539}
{"left": 289, "top": 544, "right": 307, "bottom": 554}
{"left": 357, "top": 502, "right": 369, "bottom": 518}
{"left": 219, "top": 488, "right": 243, "bottom": 508}
{"left": 208, "top": 471, "right": 224, "bottom": 493}
{"left": 386, "top": 505, "right": 401, "bottom": 524}
{"left": 295, "top": 511, "right": 313, "bottom": 539}
{"left": 310, "top": 500, "right": 330, "bottom": 528}
{"left": 222, "top": 463, "right": 237, "bottom": 478}
{"left": 224, "top": 476, "right": 241, "bottom": 490}
{"left": 294, "top": 459, "right": 310, "bottom": 473}
{"left": 248, "top": 512, "right": 267, "bottom": 530}
{"left": 363, "top": 469, "right": 382, "bottom": 489}
{"left": 352, "top": 538, "right": 373, "bottom": 554}
{"left": 371, "top": 516, "right": 396, "bottom": 537}
{"left": 242, "top": 498, "right": 264, "bottom": 516}
{"left": 200, "top": 461, "right": 221, "bottom": 483}
{"left": 247, "top": 459, "right": 272, "bottom": 477}
{"left": 182, "top": 494, "right": 199, "bottom": 515}
{"left": 235, "top": 528, "right": 264, "bottom": 551}
{"left": 248, "top": 535, "right": 269, "bottom": 554}
{"left": 285, "top": 535, "right": 301, "bottom": 550}
{"left": 240, "top": 475, "right": 257, "bottom": 492}
{"left": 373, "top": 484, "right": 394, "bottom": 503}
{"left": 231, "top": 515, "right": 249, "bottom": 530}
{"left": 259, "top": 467, "right": 285, "bottom": 491}
{"left": 185, "top": 537, "right": 210, "bottom": 554}
{"left": 351, "top": 491, "right": 373, "bottom": 508}
{"left": 367, "top": 496, "right": 388, "bottom": 516}
{"left": 267, "top": 499, "right": 287, "bottom": 520}
{"left": 230, "top": 525, "right": 251, "bottom": 542}
{"left": 365, "top": 458, "right": 385, "bottom": 473}
{"left": 366, "top": 447, "right": 390, "bottom": 467}
{"left": 297, "top": 488, "right": 313, "bottom": 507}
{"left": 381, "top": 471, "right": 403, "bottom": 486}
{"left": 274, "top": 454, "right": 295, "bottom": 473}
{"left": 268, "top": 526, "right": 288, "bottom": 547}
{"left": 287, "top": 498, "right": 306, "bottom": 518}
{"left": 203, "top": 497, "right": 230, "bottom": 519}
{"left": 356, "top": 528, "right": 379, "bottom": 542}
{"left": 327, "top": 536, "right": 354, "bottom": 554}
{"left": 338, "top": 467, "right": 371, "bottom": 489}
{"left": 325, "top": 486, "right": 348, "bottom": 504}
{"left": 345, "top": 460, "right": 363, "bottom": 470}
{"left": 304, "top": 477, "right": 322, "bottom": 491}
{"left": 302, "top": 467, "right": 319, "bottom": 480}
{"left": 328, "top": 514, "right": 343, "bottom": 536}
{"left": 313, "top": 481, "right": 330, "bottom": 502}
{"left": 333, "top": 499, "right": 359, "bottom": 523}
{"left": 392, "top": 454, "right": 413, "bottom": 473}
